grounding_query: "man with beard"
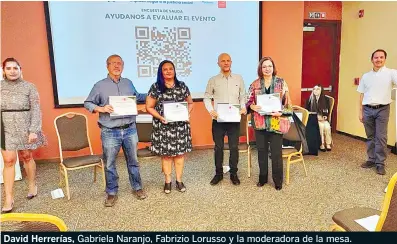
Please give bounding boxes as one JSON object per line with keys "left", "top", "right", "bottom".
{"left": 85, "top": 54, "right": 147, "bottom": 206}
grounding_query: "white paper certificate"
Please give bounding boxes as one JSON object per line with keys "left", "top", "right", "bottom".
{"left": 109, "top": 96, "right": 137, "bottom": 117}
{"left": 163, "top": 101, "right": 189, "bottom": 122}
{"left": 256, "top": 93, "right": 281, "bottom": 115}
{"left": 217, "top": 103, "right": 241, "bottom": 123}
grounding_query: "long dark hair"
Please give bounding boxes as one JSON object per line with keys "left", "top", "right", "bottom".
{"left": 156, "top": 60, "right": 180, "bottom": 93}
{"left": 308, "top": 84, "right": 328, "bottom": 114}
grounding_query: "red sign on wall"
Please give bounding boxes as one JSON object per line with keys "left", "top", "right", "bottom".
{"left": 218, "top": 1, "right": 226, "bottom": 8}
{"left": 359, "top": 9, "right": 364, "bottom": 18}
{"left": 309, "top": 12, "right": 326, "bottom": 19}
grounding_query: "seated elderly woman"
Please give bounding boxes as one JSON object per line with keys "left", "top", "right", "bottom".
{"left": 305, "top": 85, "right": 332, "bottom": 151}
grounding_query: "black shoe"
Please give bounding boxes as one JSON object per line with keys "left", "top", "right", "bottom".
{"left": 164, "top": 182, "right": 172, "bottom": 194}
{"left": 275, "top": 185, "right": 282, "bottom": 191}
{"left": 230, "top": 174, "right": 240, "bottom": 185}
{"left": 257, "top": 182, "right": 266, "bottom": 187}
{"left": 257, "top": 175, "right": 267, "bottom": 187}
{"left": 361, "top": 161, "right": 375, "bottom": 168}
{"left": 176, "top": 181, "right": 186, "bottom": 192}
{"left": 376, "top": 166, "right": 386, "bottom": 175}
{"left": 210, "top": 175, "right": 223, "bottom": 185}
{"left": 104, "top": 194, "right": 118, "bottom": 207}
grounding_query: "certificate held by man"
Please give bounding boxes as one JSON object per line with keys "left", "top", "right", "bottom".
{"left": 256, "top": 93, "right": 282, "bottom": 115}
{"left": 216, "top": 103, "right": 241, "bottom": 123}
{"left": 109, "top": 96, "right": 137, "bottom": 117}
{"left": 163, "top": 101, "right": 189, "bottom": 122}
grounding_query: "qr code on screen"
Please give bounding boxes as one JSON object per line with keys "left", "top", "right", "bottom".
{"left": 135, "top": 26, "right": 192, "bottom": 78}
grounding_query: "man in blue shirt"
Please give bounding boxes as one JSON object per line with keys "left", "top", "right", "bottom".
{"left": 84, "top": 54, "right": 147, "bottom": 207}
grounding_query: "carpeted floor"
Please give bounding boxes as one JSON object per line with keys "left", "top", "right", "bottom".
{"left": 1, "top": 133, "right": 396, "bottom": 231}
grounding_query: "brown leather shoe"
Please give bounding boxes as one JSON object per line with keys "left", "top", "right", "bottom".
{"left": 104, "top": 194, "right": 117, "bottom": 207}
{"left": 376, "top": 166, "right": 386, "bottom": 175}
{"left": 134, "top": 189, "right": 147, "bottom": 200}
{"left": 361, "top": 161, "right": 375, "bottom": 168}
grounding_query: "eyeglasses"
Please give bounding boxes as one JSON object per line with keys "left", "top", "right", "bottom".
{"left": 262, "top": 65, "right": 273, "bottom": 69}
{"left": 108, "top": 62, "right": 123, "bottom": 66}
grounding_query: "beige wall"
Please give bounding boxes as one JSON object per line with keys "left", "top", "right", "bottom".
{"left": 338, "top": 2, "right": 397, "bottom": 146}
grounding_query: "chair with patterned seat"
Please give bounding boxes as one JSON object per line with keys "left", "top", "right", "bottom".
{"left": 54, "top": 112, "right": 105, "bottom": 200}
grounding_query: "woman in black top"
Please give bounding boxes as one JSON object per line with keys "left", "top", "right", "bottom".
{"left": 305, "top": 85, "right": 332, "bottom": 151}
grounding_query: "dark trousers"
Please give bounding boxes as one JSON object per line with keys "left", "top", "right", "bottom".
{"left": 362, "top": 105, "right": 390, "bottom": 166}
{"left": 255, "top": 130, "right": 283, "bottom": 187}
{"left": 306, "top": 114, "right": 321, "bottom": 155}
{"left": 212, "top": 120, "right": 240, "bottom": 175}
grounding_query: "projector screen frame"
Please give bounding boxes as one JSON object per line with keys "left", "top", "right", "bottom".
{"left": 44, "top": 1, "right": 263, "bottom": 108}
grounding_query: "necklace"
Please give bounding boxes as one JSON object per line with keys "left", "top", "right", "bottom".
{"left": 165, "top": 82, "right": 175, "bottom": 88}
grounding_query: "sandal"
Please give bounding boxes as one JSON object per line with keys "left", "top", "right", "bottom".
{"left": 164, "top": 182, "right": 171, "bottom": 194}
{"left": 176, "top": 181, "right": 186, "bottom": 192}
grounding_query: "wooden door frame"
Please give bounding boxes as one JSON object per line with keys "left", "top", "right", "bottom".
{"left": 302, "top": 19, "right": 341, "bottom": 131}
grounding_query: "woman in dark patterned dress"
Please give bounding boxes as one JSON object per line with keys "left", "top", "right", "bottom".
{"left": 146, "top": 60, "right": 193, "bottom": 194}
{"left": 1, "top": 58, "right": 46, "bottom": 213}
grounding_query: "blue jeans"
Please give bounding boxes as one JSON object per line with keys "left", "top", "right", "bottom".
{"left": 101, "top": 124, "right": 143, "bottom": 195}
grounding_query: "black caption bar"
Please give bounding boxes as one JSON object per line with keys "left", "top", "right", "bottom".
{"left": 1, "top": 232, "right": 395, "bottom": 244}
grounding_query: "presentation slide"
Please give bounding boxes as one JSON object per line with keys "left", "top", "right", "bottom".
{"left": 46, "top": 1, "right": 260, "bottom": 106}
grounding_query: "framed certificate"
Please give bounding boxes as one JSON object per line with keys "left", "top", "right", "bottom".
{"left": 109, "top": 96, "right": 138, "bottom": 117}
{"left": 216, "top": 103, "right": 241, "bottom": 123}
{"left": 163, "top": 101, "right": 189, "bottom": 122}
{"left": 256, "top": 93, "right": 281, "bottom": 115}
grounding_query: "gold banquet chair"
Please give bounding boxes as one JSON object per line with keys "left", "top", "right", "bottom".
{"left": 54, "top": 112, "right": 106, "bottom": 200}
{"left": 325, "top": 95, "right": 335, "bottom": 124}
{"left": 330, "top": 171, "right": 397, "bottom": 231}
{"left": 0, "top": 213, "right": 68, "bottom": 231}
{"left": 282, "top": 105, "right": 309, "bottom": 185}
{"left": 224, "top": 114, "right": 252, "bottom": 177}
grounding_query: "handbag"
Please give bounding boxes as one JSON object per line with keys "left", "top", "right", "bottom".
{"left": 270, "top": 115, "right": 291, "bottom": 134}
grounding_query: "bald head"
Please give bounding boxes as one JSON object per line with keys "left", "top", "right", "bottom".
{"left": 217, "top": 53, "right": 232, "bottom": 73}
{"left": 218, "top": 53, "right": 231, "bottom": 62}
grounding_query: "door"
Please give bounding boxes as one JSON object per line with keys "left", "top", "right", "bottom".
{"left": 301, "top": 21, "right": 341, "bottom": 130}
